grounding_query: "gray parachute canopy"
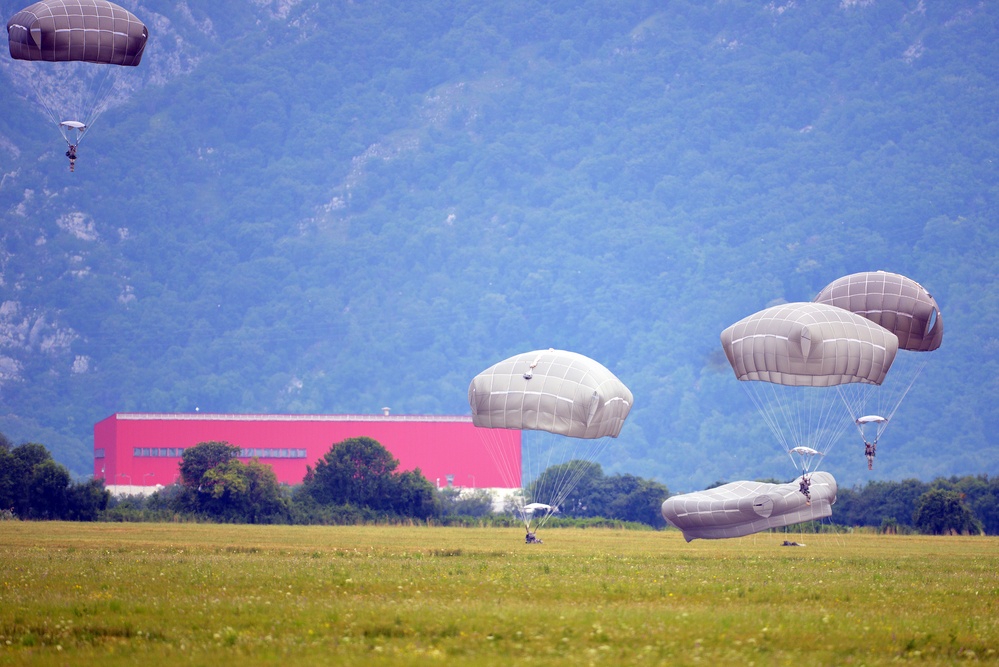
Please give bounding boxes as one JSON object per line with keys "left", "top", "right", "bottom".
{"left": 7, "top": 0, "right": 148, "bottom": 66}
{"left": 720, "top": 302, "right": 899, "bottom": 387}
{"left": 661, "top": 472, "right": 838, "bottom": 541}
{"left": 813, "top": 271, "right": 943, "bottom": 352}
{"left": 468, "top": 349, "right": 633, "bottom": 439}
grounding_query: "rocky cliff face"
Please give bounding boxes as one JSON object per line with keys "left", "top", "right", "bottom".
{"left": 0, "top": 0, "right": 291, "bottom": 393}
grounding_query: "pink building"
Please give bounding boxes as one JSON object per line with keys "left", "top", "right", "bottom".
{"left": 94, "top": 412, "right": 521, "bottom": 494}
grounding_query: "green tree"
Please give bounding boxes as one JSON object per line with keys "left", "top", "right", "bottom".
{"left": 179, "top": 441, "right": 241, "bottom": 489}
{"left": 66, "top": 478, "right": 111, "bottom": 521}
{"left": 440, "top": 487, "right": 494, "bottom": 518}
{"left": 0, "top": 445, "right": 16, "bottom": 511}
{"left": 931, "top": 475, "right": 999, "bottom": 535}
{"left": 834, "top": 479, "right": 930, "bottom": 528}
{"left": 527, "top": 462, "right": 670, "bottom": 527}
{"left": 912, "top": 489, "right": 982, "bottom": 536}
{"left": 199, "top": 458, "right": 290, "bottom": 523}
{"left": 393, "top": 469, "right": 439, "bottom": 520}
{"left": 0, "top": 439, "right": 108, "bottom": 521}
{"left": 604, "top": 475, "right": 670, "bottom": 528}
{"left": 301, "top": 437, "right": 440, "bottom": 519}
{"left": 528, "top": 460, "right": 605, "bottom": 518}
{"left": 27, "top": 459, "right": 71, "bottom": 519}
{"left": 302, "top": 437, "right": 399, "bottom": 511}
{"left": 2, "top": 443, "right": 66, "bottom": 518}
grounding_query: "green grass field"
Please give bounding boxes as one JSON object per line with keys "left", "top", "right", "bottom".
{"left": 0, "top": 522, "right": 996, "bottom": 666}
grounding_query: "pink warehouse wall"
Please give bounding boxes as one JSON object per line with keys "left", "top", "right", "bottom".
{"left": 94, "top": 413, "right": 521, "bottom": 490}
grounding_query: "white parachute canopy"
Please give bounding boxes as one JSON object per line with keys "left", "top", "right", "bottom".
{"left": 523, "top": 503, "right": 554, "bottom": 514}
{"left": 468, "top": 348, "right": 633, "bottom": 530}
{"left": 789, "top": 446, "right": 822, "bottom": 473}
{"left": 856, "top": 415, "right": 888, "bottom": 425}
{"left": 7, "top": 0, "right": 149, "bottom": 147}
{"left": 58, "top": 120, "right": 86, "bottom": 145}
{"left": 720, "top": 302, "right": 899, "bottom": 473}
{"left": 814, "top": 271, "right": 944, "bottom": 455}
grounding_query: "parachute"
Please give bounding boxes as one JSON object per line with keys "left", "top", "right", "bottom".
{"left": 6, "top": 0, "right": 148, "bottom": 168}
{"left": 813, "top": 271, "right": 943, "bottom": 352}
{"left": 721, "top": 302, "right": 899, "bottom": 476}
{"left": 661, "top": 472, "right": 838, "bottom": 541}
{"left": 523, "top": 502, "right": 554, "bottom": 514}
{"left": 814, "top": 271, "right": 944, "bottom": 467}
{"left": 468, "top": 348, "right": 633, "bottom": 535}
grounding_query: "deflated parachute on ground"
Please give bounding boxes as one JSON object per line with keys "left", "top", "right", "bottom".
{"left": 7, "top": 0, "right": 148, "bottom": 66}
{"left": 661, "top": 472, "right": 838, "bottom": 541}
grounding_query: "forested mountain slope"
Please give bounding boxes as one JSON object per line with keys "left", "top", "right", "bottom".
{"left": 1, "top": 0, "right": 996, "bottom": 490}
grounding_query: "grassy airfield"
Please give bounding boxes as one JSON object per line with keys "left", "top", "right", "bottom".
{"left": 0, "top": 522, "right": 996, "bottom": 666}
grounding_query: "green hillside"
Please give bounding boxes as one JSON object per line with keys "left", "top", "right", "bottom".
{"left": 0, "top": 0, "right": 996, "bottom": 489}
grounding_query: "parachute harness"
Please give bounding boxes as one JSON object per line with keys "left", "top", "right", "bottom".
{"left": 837, "top": 355, "right": 927, "bottom": 471}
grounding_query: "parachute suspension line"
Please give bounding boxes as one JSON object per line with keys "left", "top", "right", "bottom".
{"left": 742, "top": 382, "right": 793, "bottom": 454}
{"left": 75, "top": 63, "right": 127, "bottom": 138}
{"left": 474, "top": 428, "right": 525, "bottom": 523}
{"left": 542, "top": 437, "right": 610, "bottom": 526}
{"left": 520, "top": 431, "right": 570, "bottom": 530}
{"left": 522, "top": 432, "right": 576, "bottom": 505}
{"left": 23, "top": 68, "right": 66, "bottom": 133}
{"left": 838, "top": 355, "right": 928, "bottom": 446}
{"left": 837, "top": 384, "right": 880, "bottom": 442}
{"left": 881, "top": 355, "right": 927, "bottom": 425}
{"left": 742, "top": 381, "right": 854, "bottom": 474}
{"left": 520, "top": 432, "right": 612, "bottom": 530}
{"left": 20, "top": 60, "right": 127, "bottom": 148}
{"left": 534, "top": 455, "right": 606, "bottom": 530}
{"left": 743, "top": 382, "right": 823, "bottom": 459}
{"left": 475, "top": 430, "right": 514, "bottom": 491}
{"left": 809, "top": 383, "right": 854, "bottom": 460}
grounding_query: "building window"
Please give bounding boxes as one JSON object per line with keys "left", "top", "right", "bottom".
{"left": 94, "top": 448, "right": 105, "bottom": 458}
{"left": 236, "top": 448, "right": 307, "bottom": 459}
{"left": 134, "top": 448, "right": 142, "bottom": 457}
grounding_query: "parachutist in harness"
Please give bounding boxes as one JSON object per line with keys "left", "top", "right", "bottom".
{"left": 65, "top": 144, "right": 78, "bottom": 172}
{"left": 864, "top": 440, "right": 877, "bottom": 470}
{"left": 798, "top": 474, "right": 812, "bottom": 506}
{"left": 525, "top": 531, "right": 542, "bottom": 544}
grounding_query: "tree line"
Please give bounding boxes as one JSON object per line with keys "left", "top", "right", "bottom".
{"left": 1, "top": 431, "right": 996, "bottom": 535}
{"left": 834, "top": 476, "right": 997, "bottom": 535}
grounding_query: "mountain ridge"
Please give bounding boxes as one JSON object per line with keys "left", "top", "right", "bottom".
{"left": 0, "top": 0, "right": 996, "bottom": 490}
